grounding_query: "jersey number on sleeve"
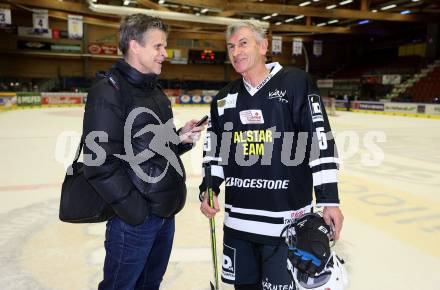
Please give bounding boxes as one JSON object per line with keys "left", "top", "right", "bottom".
{"left": 316, "top": 127, "right": 328, "bottom": 150}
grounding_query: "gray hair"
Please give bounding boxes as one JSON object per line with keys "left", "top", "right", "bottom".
{"left": 226, "top": 20, "right": 267, "bottom": 43}
{"left": 119, "top": 14, "right": 168, "bottom": 57}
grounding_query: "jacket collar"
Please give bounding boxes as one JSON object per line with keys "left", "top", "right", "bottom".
{"left": 115, "top": 59, "right": 158, "bottom": 89}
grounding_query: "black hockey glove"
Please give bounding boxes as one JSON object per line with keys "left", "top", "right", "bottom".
{"left": 287, "top": 213, "right": 331, "bottom": 276}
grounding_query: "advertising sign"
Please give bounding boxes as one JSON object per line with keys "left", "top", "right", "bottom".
{"left": 41, "top": 93, "right": 84, "bottom": 105}
{"left": 425, "top": 105, "right": 440, "bottom": 116}
{"left": 68, "top": 15, "right": 83, "bottom": 39}
{"left": 88, "top": 43, "right": 118, "bottom": 55}
{"left": 317, "top": 79, "right": 334, "bottom": 88}
{"left": 33, "top": 9, "right": 49, "bottom": 33}
{"left": 384, "top": 102, "right": 417, "bottom": 113}
{"left": 358, "top": 102, "right": 384, "bottom": 111}
{"left": 0, "top": 7, "right": 12, "bottom": 27}
{"left": 292, "top": 38, "right": 302, "bottom": 55}
{"left": 272, "top": 36, "right": 282, "bottom": 55}
{"left": 17, "top": 93, "right": 41, "bottom": 106}
{"left": 313, "top": 40, "right": 323, "bottom": 57}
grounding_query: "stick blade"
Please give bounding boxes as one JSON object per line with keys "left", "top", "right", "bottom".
{"left": 210, "top": 281, "right": 216, "bottom": 290}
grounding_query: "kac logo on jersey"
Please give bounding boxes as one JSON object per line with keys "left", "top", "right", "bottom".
{"left": 222, "top": 244, "right": 236, "bottom": 281}
{"left": 308, "top": 94, "right": 324, "bottom": 122}
{"left": 239, "top": 109, "right": 265, "bottom": 124}
{"left": 268, "top": 89, "right": 288, "bottom": 103}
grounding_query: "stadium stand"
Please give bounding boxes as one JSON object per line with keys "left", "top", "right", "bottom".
{"left": 332, "top": 55, "right": 426, "bottom": 80}
{"left": 406, "top": 64, "right": 440, "bottom": 103}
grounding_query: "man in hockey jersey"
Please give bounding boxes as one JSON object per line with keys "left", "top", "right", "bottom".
{"left": 199, "top": 20, "right": 343, "bottom": 290}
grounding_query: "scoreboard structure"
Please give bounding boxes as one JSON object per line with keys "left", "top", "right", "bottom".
{"left": 188, "top": 49, "right": 226, "bottom": 64}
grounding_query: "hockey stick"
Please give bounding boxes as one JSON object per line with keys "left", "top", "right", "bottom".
{"left": 204, "top": 165, "right": 220, "bottom": 290}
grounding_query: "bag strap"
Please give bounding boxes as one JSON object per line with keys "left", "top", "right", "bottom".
{"left": 72, "top": 136, "right": 84, "bottom": 165}
{"left": 72, "top": 70, "right": 115, "bottom": 165}
{"left": 73, "top": 69, "right": 128, "bottom": 166}
{"left": 97, "top": 68, "right": 133, "bottom": 118}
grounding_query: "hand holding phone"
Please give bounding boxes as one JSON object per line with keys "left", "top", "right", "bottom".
{"left": 180, "top": 116, "right": 208, "bottom": 144}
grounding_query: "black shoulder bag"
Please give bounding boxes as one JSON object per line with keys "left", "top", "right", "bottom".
{"left": 59, "top": 137, "right": 115, "bottom": 223}
{"left": 59, "top": 71, "right": 125, "bottom": 223}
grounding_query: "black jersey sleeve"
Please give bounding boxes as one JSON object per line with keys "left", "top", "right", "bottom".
{"left": 198, "top": 94, "right": 225, "bottom": 197}
{"left": 300, "top": 74, "right": 340, "bottom": 206}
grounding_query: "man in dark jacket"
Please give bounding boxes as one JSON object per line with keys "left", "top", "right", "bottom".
{"left": 82, "top": 14, "right": 204, "bottom": 290}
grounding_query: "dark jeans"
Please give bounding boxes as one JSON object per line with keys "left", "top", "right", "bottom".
{"left": 98, "top": 215, "right": 175, "bottom": 290}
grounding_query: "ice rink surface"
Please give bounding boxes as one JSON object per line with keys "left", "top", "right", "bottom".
{"left": 0, "top": 106, "right": 439, "bottom": 290}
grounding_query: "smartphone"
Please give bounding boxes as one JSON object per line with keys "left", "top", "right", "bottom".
{"left": 195, "top": 115, "right": 209, "bottom": 127}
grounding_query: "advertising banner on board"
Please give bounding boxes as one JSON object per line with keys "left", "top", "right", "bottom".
{"left": 16, "top": 93, "right": 41, "bottom": 106}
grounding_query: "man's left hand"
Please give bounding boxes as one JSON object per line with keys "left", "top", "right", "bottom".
{"left": 323, "top": 206, "right": 344, "bottom": 241}
{"left": 179, "top": 119, "right": 206, "bottom": 144}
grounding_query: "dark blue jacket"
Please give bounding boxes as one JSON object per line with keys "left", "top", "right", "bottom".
{"left": 83, "top": 60, "right": 191, "bottom": 225}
